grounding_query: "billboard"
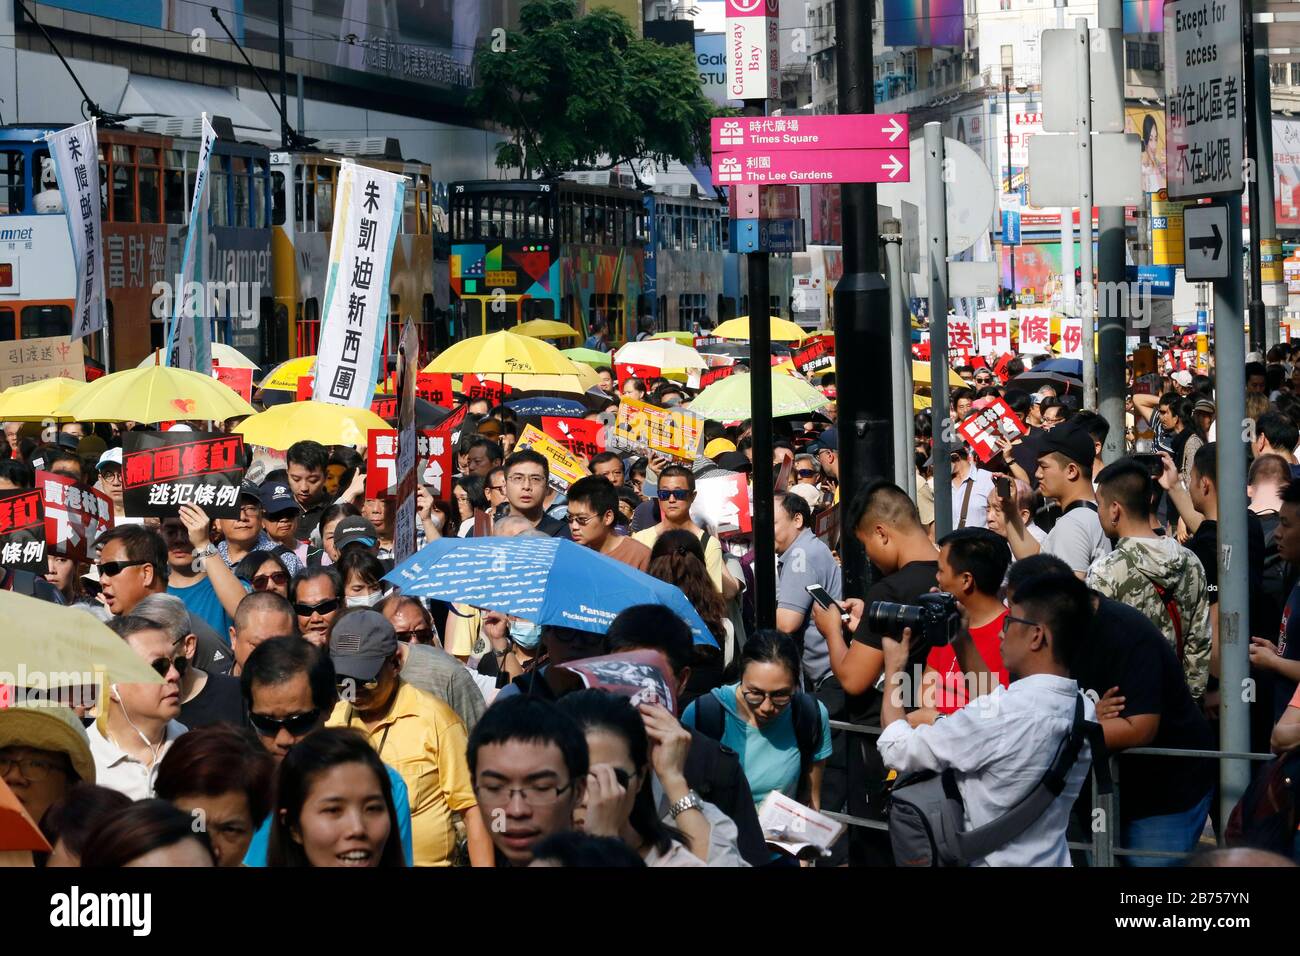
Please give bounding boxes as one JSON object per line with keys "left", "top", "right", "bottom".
{"left": 1123, "top": 0, "right": 1163, "bottom": 34}
{"left": 1126, "top": 106, "right": 1167, "bottom": 195}
{"left": 1273, "top": 118, "right": 1300, "bottom": 231}
{"left": 883, "top": 0, "right": 965, "bottom": 48}
{"left": 35, "top": 0, "right": 497, "bottom": 93}
{"left": 696, "top": 33, "right": 740, "bottom": 107}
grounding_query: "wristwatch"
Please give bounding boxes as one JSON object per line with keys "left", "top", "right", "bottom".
{"left": 668, "top": 790, "right": 704, "bottom": 820}
{"left": 191, "top": 543, "right": 218, "bottom": 572}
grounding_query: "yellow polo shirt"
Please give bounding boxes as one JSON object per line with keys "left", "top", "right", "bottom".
{"left": 632, "top": 525, "right": 724, "bottom": 592}
{"left": 327, "top": 680, "right": 477, "bottom": 867}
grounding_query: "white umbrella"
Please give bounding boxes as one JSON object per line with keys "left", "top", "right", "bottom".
{"left": 614, "top": 339, "right": 709, "bottom": 370}
{"left": 137, "top": 343, "right": 258, "bottom": 370}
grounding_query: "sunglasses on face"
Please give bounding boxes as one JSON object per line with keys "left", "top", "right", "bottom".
{"left": 795, "top": 469, "right": 818, "bottom": 479}
{"left": 657, "top": 489, "right": 691, "bottom": 502}
{"left": 395, "top": 628, "right": 435, "bottom": 644}
{"left": 294, "top": 598, "right": 341, "bottom": 617}
{"left": 336, "top": 675, "right": 381, "bottom": 693}
{"left": 149, "top": 653, "right": 188, "bottom": 679}
{"left": 97, "top": 559, "right": 149, "bottom": 578}
{"left": 253, "top": 571, "right": 290, "bottom": 591}
{"left": 249, "top": 709, "right": 321, "bottom": 737}
{"left": 266, "top": 510, "right": 297, "bottom": 523}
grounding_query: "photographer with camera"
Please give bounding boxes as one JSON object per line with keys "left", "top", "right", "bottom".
{"left": 877, "top": 573, "right": 1097, "bottom": 866}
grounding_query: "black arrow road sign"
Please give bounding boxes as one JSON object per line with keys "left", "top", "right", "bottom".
{"left": 1184, "top": 205, "right": 1231, "bottom": 281}
{"left": 1189, "top": 222, "right": 1223, "bottom": 259}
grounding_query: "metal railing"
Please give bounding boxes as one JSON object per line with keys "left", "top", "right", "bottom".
{"left": 824, "top": 719, "right": 1276, "bottom": 866}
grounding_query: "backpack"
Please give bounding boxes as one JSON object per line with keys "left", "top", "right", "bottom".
{"left": 886, "top": 694, "right": 1105, "bottom": 867}
{"left": 1226, "top": 750, "right": 1300, "bottom": 855}
{"left": 693, "top": 689, "right": 822, "bottom": 801}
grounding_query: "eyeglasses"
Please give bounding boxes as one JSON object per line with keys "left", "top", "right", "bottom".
{"left": 395, "top": 627, "right": 435, "bottom": 644}
{"left": 0, "top": 753, "right": 69, "bottom": 782}
{"left": 565, "top": 512, "right": 598, "bottom": 527}
{"left": 98, "top": 469, "right": 123, "bottom": 484}
{"left": 489, "top": 484, "right": 506, "bottom": 494}
{"left": 740, "top": 686, "right": 794, "bottom": 708}
{"left": 336, "top": 674, "right": 381, "bottom": 693}
{"left": 237, "top": 503, "right": 262, "bottom": 517}
{"left": 475, "top": 779, "right": 576, "bottom": 807}
{"left": 657, "top": 488, "right": 691, "bottom": 502}
{"left": 794, "top": 469, "right": 818, "bottom": 479}
{"left": 294, "top": 598, "right": 341, "bottom": 617}
{"left": 149, "top": 652, "right": 188, "bottom": 679}
{"left": 252, "top": 571, "right": 290, "bottom": 591}
{"left": 507, "top": 474, "right": 546, "bottom": 487}
{"left": 249, "top": 709, "right": 322, "bottom": 738}
{"left": 1001, "top": 614, "right": 1041, "bottom": 635}
{"left": 97, "top": 559, "right": 149, "bottom": 578}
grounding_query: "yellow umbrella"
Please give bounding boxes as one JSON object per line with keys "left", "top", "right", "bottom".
{"left": 259, "top": 355, "right": 316, "bottom": 392}
{"left": 651, "top": 331, "right": 696, "bottom": 346}
{"left": 53, "top": 365, "right": 255, "bottom": 424}
{"left": 911, "top": 361, "right": 966, "bottom": 388}
{"left": 0, "top": 590, "right": 163, "bottom": 686}
{"left": 713, "top": 316, "right": 808, "bottom": 343}
{"left": 425, "top": 330, "right": 580, "bottom": 376}
{"left": 138, "top": 343, "right": 258, "bottom": 370}
{"left": 0, "top": 377, "right": 88, "bottom": 422}
{"left": 570, "top": 363, "right": 602, "bottom": 390}
{"left": 514, "top": 319, "right": 581, "bottom": 340}
{"left": 235, "top": 401, "right": 389, "bottom": 451}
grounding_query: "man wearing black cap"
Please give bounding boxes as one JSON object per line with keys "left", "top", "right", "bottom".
{"left": 326, "top": 609, "right": 492, "bottom": 867}
{"left": 332, "top": 514, "right": 382, "bottom": 558}
{"left": 1000, "top": 419, "right": 1110, "bottom": 576}
{"left": 259, "top": 480, "right": 302, "bottom": 555}
{"left": 807, "top": 426, "right": 839, "bottom": 501}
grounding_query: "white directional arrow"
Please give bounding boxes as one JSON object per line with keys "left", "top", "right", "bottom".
{"left": 882, "top": 154, "right": 904, "bottom": 179}
{"left": 883, "top": 117, "right": 904, "bottom": 142}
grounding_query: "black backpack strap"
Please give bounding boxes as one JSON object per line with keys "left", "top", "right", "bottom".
{"left": 693, "top": 691, "right": 727, "bottom": 744}
{"left": 791, "top": 692, "right": 822, "bottom": 792}
{"left": 955, "top": 694, "right": 1090, "bottom": 862}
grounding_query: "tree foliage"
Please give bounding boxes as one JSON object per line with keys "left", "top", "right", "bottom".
{"left": 470, "top": 0, "right": 718, "bottom": 179}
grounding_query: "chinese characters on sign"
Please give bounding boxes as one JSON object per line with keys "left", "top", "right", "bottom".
{"left": 1058, "top": 316, "right": 1085, "bottom": 360}
{"left": 976, "top": 313, "right": 1012, "bottom": 356}
{"left": 791, "top": 337, "right": 835, "bottom": 376}
{"left": 612, "top": 397, "right": 706, "bottom": 462}
{"left": 948, "top": 318, "right": 976, "bottom": 353}
{"left": 515, "top": 425, "right": 590, "bottom": 493}
{"left": 957, "top": 399, "right": 1030, "bottom": 463}
{"left": 168, "top": 115, "right": 217, "bottom": 374}
{"left": 417, "top": 373, "right": 454, "bottom": 408}
{"left": 212, "top": 365, "right": 254, "bottom": 404}
{"left": 616, "top": 363, "right": 660, "bottom": 390}
{"left": 313, "top": 161, "right": 406, "bottom": 409}
{"left": 0, "top": 336, "right": 85, "bottom": 389}
{"left": 38, "top": 470, "right": 112, "bottom": 563}
{"left": 121, "top": 432, "right": 246, "bottom": 519}
{"left": 46, "top": 119, "right": 106, "bottom": 340}
{"left": 541, "top": 417, "right": 605, "bottom": 459}
{"left": 462, "top": 375, "right": 514, "bottom": 402}
{"left": 366, "top": 429, "right": 454, "bottom": 502}
{"left": 1017, "top": 309, "right": 1052, "bottom": 356}
{"left": 0, "top": 489, "right": 47, "bottom": 574}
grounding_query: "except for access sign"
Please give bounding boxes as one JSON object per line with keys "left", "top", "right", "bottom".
{"left": 713, "top": 148, "right": 908, "bottom": 186}
{"left": 1164, "top": 0, "right": 1244, "bottom": 199}
{"left": 1183, "top": 203, "right": 1230, "bottom": 280}
{"left": 712, "top": 115, "right": 907, "bottom": 152}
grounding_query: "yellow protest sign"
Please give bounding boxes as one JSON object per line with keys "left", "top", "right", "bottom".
{"left": 613, "top": 397, "right": 705, "bottom": 462}
{"left": 515, "top": 424, "right": 588, "bottom": 490}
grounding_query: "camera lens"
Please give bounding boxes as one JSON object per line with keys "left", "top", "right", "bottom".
{"left": 866, "top": 601, "right": 924, "bottom": 638}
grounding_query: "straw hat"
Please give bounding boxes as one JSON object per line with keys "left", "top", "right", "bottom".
{"left": 0, "top": 700, "right": 95, "bottom": 784}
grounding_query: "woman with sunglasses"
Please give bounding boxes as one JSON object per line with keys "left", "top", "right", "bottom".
{"left": 558, "top": 690, "right": 713, "bottom": 867}
{"left": 235, "top": 550, "right": 292, "bottom": 599}
{"left": 267, "top": 728, "right": 405, "bottom": 868}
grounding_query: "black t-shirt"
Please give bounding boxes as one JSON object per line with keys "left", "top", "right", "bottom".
{"left": 852, "top": 560, "right": 940, "bottom": 722}
{"left": 1186, "top": 513, "right": 1278, "bottom": 637}
{"left": 180, "top": 673, "right": 246, "bottom": 729}
{"left": 1071, "top": 596, "right": 1215, "bottom": 820}
{"left": 1009, "top": 426, "right": 1046, "bottom": 488}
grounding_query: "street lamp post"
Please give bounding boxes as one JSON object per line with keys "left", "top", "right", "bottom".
{"left": 1003, "top": 70, "right": 1017, "bottom": 305}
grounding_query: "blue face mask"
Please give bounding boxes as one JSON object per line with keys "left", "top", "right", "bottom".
{"left": 510, "top": 620, "right": 542, "bottom": 649}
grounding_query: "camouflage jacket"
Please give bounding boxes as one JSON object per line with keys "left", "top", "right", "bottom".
{"left": 1086, "top": 536, "right": 1212, "bottom": 698}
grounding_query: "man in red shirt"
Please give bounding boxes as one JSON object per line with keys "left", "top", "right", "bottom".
{"left": 919, "top": 527, "right": 1012, "bottom": 721}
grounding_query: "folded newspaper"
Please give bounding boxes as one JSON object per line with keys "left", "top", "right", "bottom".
{"left": 757, "top": 791, "right": 846, "bottom": 859}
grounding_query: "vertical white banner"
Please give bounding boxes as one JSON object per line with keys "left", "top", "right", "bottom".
{"left": 46, "top": 119, "right": 106, "bottom": 342}
{"left": 313, "top": 160, "right": 406, "bottom": 408}
{"left": 169, "top": 115, "right": 217, "bottom": 373}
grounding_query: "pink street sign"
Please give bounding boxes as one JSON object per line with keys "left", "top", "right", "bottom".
{"left": 711, "top": 114, "right": 907, "bottom": 153}
{"left": 725, "top": 0, "right": 778, "bottom": 15}
{"left": 711, "top": 148, "right": 909, "bottom": 185}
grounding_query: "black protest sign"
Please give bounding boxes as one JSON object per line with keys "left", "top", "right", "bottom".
{"left": 122, "top": 431, "right": 246, "bottom": 518}
{"left": 0, "top": 489, "right": 46, "bottom": 573}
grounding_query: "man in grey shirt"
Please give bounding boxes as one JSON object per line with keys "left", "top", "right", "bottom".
{"left": 382, "top": 594, "right": 486, "bottom": 732}
{"left": 774, "top": 493, "right": 842, "bottom": 686}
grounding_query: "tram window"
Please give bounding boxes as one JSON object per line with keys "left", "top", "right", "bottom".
{"left": 111, "top": 145, "right": 135, "bottom": 222}
{"left": 0, "top": 309, "right": 13, "bottom": 340}
{"left": 315, "top": 169, "right": 334, "bottom": 232}
{"left": 252, "top": 160, "right": 267, "bottom": 229}
{"left": 164, "top": 150, "right": 187, "bottom": 224}
{"left": 522, "top": 298, "right": 554, "bottom": 322}
{"left": 210, "top": 166, "right": 229, "bottom": 228}
{"left": 231, "top": 157, "right": 250, "bottom": 228}
{"left": 137, "top": 148, "right": 161, "bottom": 224}
{"left": 21, "top": 305, "right": 71, "bottom": 339}
{"left": 272, "top": 171, "right": 287, "bottom": 226}
{"left": 0, "top": 151, "right": 24, "bottom": 215}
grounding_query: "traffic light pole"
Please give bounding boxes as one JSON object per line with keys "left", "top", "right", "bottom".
{"left": 1096, "top": 0, "right": 1126, "bottom": 463}
{"left": 833, "top": 0, "right": 895, "bottom": 596}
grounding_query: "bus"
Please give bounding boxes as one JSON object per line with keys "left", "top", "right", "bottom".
{"left": 0, "top": 121, "right": 275, "bottom": 370}
{"left": 448, "top": 178, "right": 651, "bottom": 343}
{"left": 270, "top": 138, "right": 444, "bottom": 365}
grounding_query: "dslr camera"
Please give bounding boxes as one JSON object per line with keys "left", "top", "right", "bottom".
{"left": 867, "top": 592, "right": 962, "bottom": 651}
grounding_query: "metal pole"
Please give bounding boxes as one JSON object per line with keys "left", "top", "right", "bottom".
{"left": 1243, "top": 0, "right": 1265, "bottom": 354}
{"left": 833, "top": 0, "right": 894, "bottom": 596}
{"left": 1214, "top": 191, "right": 1251, "bottom": 830}
{"left": 1004, "top": 76, "right": 1017, "bottom": 304}
{"left": 1057, "top": 0, "right": 1074, "bottom": 319}
{"left": 745, "top": 98, "right": 776, "bottom": 631}
{"left": 884, "top": 219, "right": 915, "bottom": 497}
{"left": 1096, "top": 2, "right": 1125, "bottom": 462}
{"left": 926, "top": 123, "right": 953, "bottom": 541}
{"left": 277, "top": 0, "right": 290, "bottom": 151}
{"left": 1250, "top": 9, "right": 1281, "bottom": 351}
{"left": 297, "top": 72, "right": 306, "bottom": 139}
{"left": 1075, "top": 19, "right": 1096, "bottom": 411}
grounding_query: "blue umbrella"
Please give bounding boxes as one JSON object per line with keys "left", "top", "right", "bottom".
{"left": 1029, "top": 358, "right": 1083, "bottom": 377}
{"left": 385, "top": 537, "right": 718, "bottom": 647}
{"left": 505, "top": 397, "right": 589, "bottom": 418}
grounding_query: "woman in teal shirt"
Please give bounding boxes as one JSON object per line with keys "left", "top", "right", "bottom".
{"left": 682, "top": 631, "right": 832, "bottom": 810}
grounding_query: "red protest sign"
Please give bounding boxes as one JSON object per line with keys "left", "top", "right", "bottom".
{"left": 0, "top": 488, "right": 46, "bottom": 573}
{"left": 296, "top": 375, "right": 314, "bottom": 402}
{"left": 792, "top": 337, "right": 834, "bottom": 376}
{"left": 698, "top": 364, "right": 737, "bottom": 389}
{"left": 957, "top": 398, "right": 1029, "bottom": 463}
{"left": 212, "top": 365, "right": 254, "bottom": 404}
{"left": 617, "top": 363, "right": 660, "bottom": 388}
{"left": 367, "top": 429, "right": 453, "bottom": 500}
{"left": 121, "top": 431, "right": 246, "bottom": 518}
{"left": 541, "top": 417, "right": 604, "bottom": 459}
{"left": 38, "top": 470, "right": 113, "bottom": 563}
{"left": 370, "top": 396, "right": 398, "bottom": 420}
{"left": 461, "top": 375, "right": 514, "bottom": 402}
{"left": 417, "top": 372, "right": 454, "bottom": 408}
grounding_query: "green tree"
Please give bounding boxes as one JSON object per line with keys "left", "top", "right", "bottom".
{"left": 470, "top": 0, "right": 718, "bottom": 179}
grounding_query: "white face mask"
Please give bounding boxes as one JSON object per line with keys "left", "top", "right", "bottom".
{"left": 346, "top": 590, "right": 384, "bottom": 609}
